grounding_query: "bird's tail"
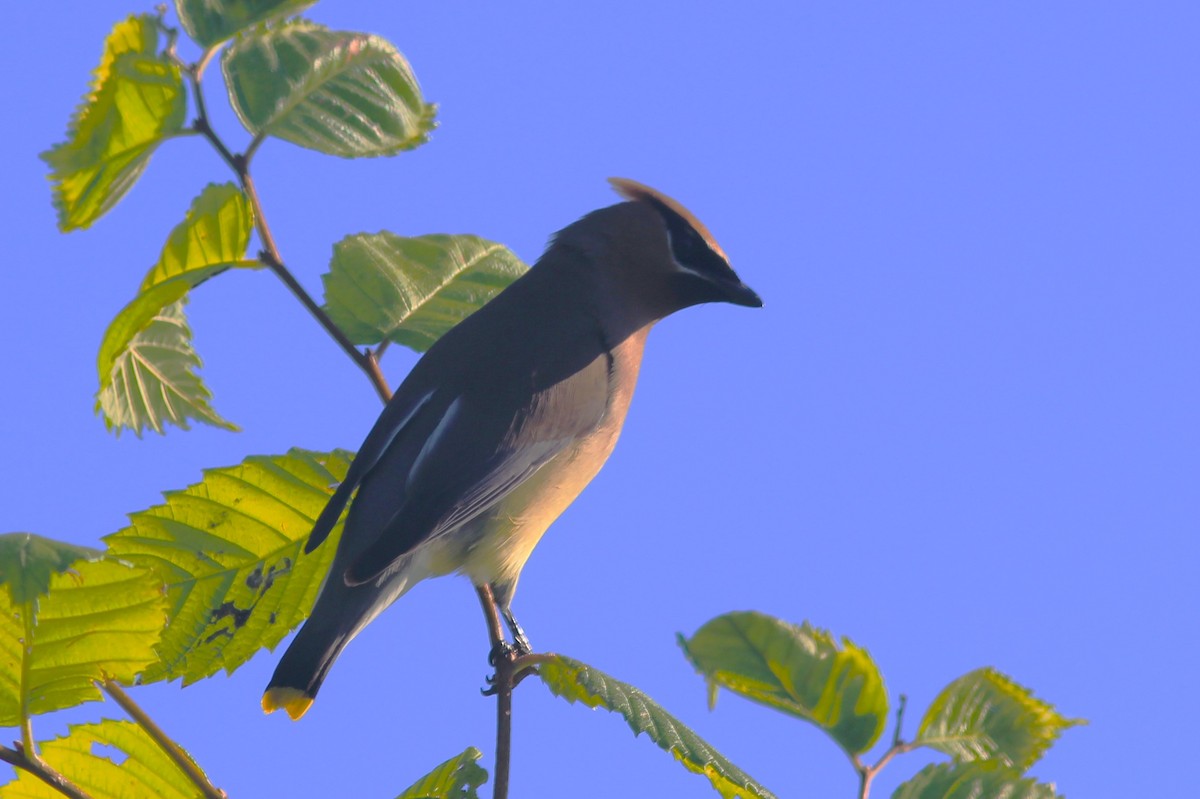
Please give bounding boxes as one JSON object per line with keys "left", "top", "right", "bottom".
{"left": 263, "top": 555, "right": 421, "bottom": 720}
{"left": 262, "top": 607, "right": 353, "bottom": 720}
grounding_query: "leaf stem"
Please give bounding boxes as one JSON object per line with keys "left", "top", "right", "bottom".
{"left": 19, "top": 601, "right": 39, "bottom": 758}
{"left": 0, "top": 743, "right": 92, "bottom": 799}
{"left": 99, "top": 680, "right": 225, "bottom": 799}
{"left": 186, "top": 59, "right": 393, "bottom": 403}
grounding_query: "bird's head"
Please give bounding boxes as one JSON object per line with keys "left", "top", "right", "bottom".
{"left": 598, "top": 177, "right": 762, "bottom": 317}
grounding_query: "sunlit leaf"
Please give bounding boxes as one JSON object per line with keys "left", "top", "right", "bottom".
{"left": 891, "top": 761, "right": 1061, "bottom": 799}
{"left": 137, "top": 182, "right": 256, "bottom": 290}
{"left": 917, "top": 667, "right": 1082, "bottom": 771}
{"left": 0, "top": 720, "right": 207, "bottom": 799}
{"left": 0, "top": 532, "right": 101, "bottom": 604}
{"left": 95, "top": 300, "right": 237, "bottom": 436}
{"left": 42, "top": 14, "right": 187, "bottom": 231}
{"left": 680, "top": 612, "right": 888, "bottom": 755}
{"left": 538, "top": 655, "right": 777, "bottom": 799}
{"left": 0, "top": 554, "right": 165, "bottom": 726}
{"left": 395, "top": 747, "right": 487, "bottom": 799}
{"left": 323, "top": 233, "right": 527, "bottom": 350}
{"left": 223, "top": 20, "right": 436, "bottom": 157}
{"left": 104, "top": 449, "right": 352, "bottom": 685}
{"left": 95, "top": 183, "right": 256, "bottom": 436}
{"left": 175, "top": 0, "right": 318, "bottom": 48}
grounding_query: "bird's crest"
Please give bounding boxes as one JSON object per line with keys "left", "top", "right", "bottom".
{"left": 608, "top": 177, "right": 728, "bottom": 262}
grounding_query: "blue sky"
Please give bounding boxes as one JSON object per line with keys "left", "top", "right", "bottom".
{"left": 2, "top": 2, "right": 1197, "bottom": 796}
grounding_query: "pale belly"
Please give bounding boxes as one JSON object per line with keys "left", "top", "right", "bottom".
{"left": 425, "top": 328, "right": 647, "bottom": 595}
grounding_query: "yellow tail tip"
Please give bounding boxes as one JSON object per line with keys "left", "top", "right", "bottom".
{"left": 262, "top": 687, "right": 314, "bottom": 720}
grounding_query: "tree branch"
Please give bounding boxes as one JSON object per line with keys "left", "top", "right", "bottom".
{"left": 0, "top": 743, "right": 92, "bottom": 799}
{"left": 476, "top": 585, "right": 531, "bottom": 799}
{"left": 187, "top": 61, "right": 394, "bottom": 403}
{"left": 100, "top": 680, "right": 225, "bottom": 799}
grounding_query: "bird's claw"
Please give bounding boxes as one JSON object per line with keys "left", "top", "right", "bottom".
{"left": 488, "top": 639, "right": 516, "bottom": 668}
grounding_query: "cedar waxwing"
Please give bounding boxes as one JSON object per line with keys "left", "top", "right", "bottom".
{"left": 263, "top": 178, "right": 761, "bottom": 719}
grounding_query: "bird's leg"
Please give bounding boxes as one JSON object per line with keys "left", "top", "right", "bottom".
{"left": 501, "top": 607, "right": 533, "bottom": 656}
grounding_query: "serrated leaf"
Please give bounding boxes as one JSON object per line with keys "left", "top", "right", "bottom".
{"left": 175, "top": 0, "right": 318, "bottom": 48}
{"left": 0, "top": 720, "right": 206, "bottom": 799}
{"left": 891, "top": 761, "right": 1061, "bottom": 799}
{"left": 95, "top": 300, "right": 237, "bottom": 437}
{"left": 0, "top": 533, "right": 102, "bottom": 604}
{"left": 42, "top": 14, "right": 187, "bottom": 231}
{"left": 395, "top": 747, "right": 487, "bottom": 799}
{"left": 538, "top": 655, "right": 776, "bottom": 799}
{"left": 323, "top": 233, "right": 527, "bottom": 351}
{"left": 680, "top": 612, "right": 888, "bottom": 755}
{"left": 0, "top": 557, "right": 165, "bottom": 726}
{"left": 223, "top": 20, "right": 436, "bottom": 157}
{"left": 95, "top": 183, "right": 257, "bottom": 436}
{"left": 104, "top": 449, "right": 352, "bottom": 685}
{"left": 917, "top": 667, "right": 1081, "bottom": 771}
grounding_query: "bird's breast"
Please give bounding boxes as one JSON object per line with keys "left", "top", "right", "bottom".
{"left": 455, "top": 327, "right": 650, "bottom": 585}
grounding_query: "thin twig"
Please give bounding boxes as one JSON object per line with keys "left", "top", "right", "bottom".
{"left": 855, "top": 693, "right": 918, "bottom": 799}
{"left": 0, "top": 743, "right": 91, "bottom": 799}
{"left": 187, "top": 60, "right": 394, "bottom": 402}
{"left": 194, "top": 45, "right": 219, "bottom": 81}
{"left": 100, "top": 680, "right": 225, "bottom": 799}
{"left": 476, "top": 585, "right": 515, "bottom": 799}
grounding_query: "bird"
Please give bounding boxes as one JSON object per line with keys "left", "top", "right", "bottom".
{"left": 263, "top": 178, "right": 761, "bottom": 720}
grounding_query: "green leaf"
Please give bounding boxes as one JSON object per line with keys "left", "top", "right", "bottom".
{"left": 42, "top": 14, "right": 187, "bottom": 231}
{"left": 891, "top": 761, "right": 1061, "bottom": 799}
{"left": 916, "top": 667, "right": 1082, "bottom": 771}
{"left": 95, "top": 183, "right": 257, "bottom": 436}
{"left": 680, "top": 612, "right": 888, "bottom": 756}
{"left": 538, "top": 655, "right": 777, "bottom": 799}
{"left": 0, "top": 555, "right": 166, "bottom": 726}
{"left": 323, "top": 233, "right": 527, "bottom": 351}
{"left": 95, "top": 300, "right": 237, "bottom": 436}
{"left": 223, "top": 20, "right": 437, "bottom": 157}
{"left": 0, "top": 720, "right": 207, "bottom": 799}
{"left": 395, "top": 747, "right": 487, "bottom": 799}
{"left": 104, "top": 449, "right": 353, "bottom": 685}
{"left": 137, "top": 182, "right": 257, "bottom": 290}
{"left": 0, "top": 533, "right": 102, "bottom": 604}
{"left": 175, "top": 0, "right": 318, "bottom": 48}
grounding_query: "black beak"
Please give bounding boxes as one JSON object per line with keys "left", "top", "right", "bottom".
{"left": 723, "top": 279, "right": 763, "bottom": 308}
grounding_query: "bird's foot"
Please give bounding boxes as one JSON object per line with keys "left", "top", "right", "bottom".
{"left": 488, "top": 639, "right": 517, "bottom": 668}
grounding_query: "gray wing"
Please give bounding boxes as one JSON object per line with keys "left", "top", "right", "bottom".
{"left": 304, "top": 387, "right": 440, "bottom": 554}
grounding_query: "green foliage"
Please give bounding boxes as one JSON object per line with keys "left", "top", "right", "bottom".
{"left": 95, "top": 300, "right": 236, "bottom": 436}
{"left": 0, "top": 547, "right": 165, "bottom": 725}
{"left": 323, "top": 233, "right": 528, "bottom": 350}
{"left": 916, "top": 667, "right": 1081, "bottom": 771}
{"left": 891, "top": 762, "right": 1061, "bottom": 799}
{"left": 136, "top": 182, "right": 257, "bottom": 289}
{"left": 105, "top": 449, "right": 352, "bottom": 685}
{"left": 0, "top": 720, "right": 207, "bottom": 799}
{"left": 24, "top": 3, "right": 1084, "bottom": 798}
{"left": 223, "top": 20, "right": 437, "bottom": 157}
{"left": 41, "top": 14, "right": 187, "bottom": 231}
{"left": 538, "top": 654, "right": 777, "bottom": 799}
{"left": 395, "top": 748, "right": 488, "bottom": 799}
{"left": 680, "top": 611, "right": 888, "bottom": 755}
{"left": 175, "top": 0, "right": 318, "bottom": 48}
{"left": 96, "top": 183, "right": 258, "bottom": 436}
{"left": 0, "top": 532, "right": 101, "bottom": 604}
